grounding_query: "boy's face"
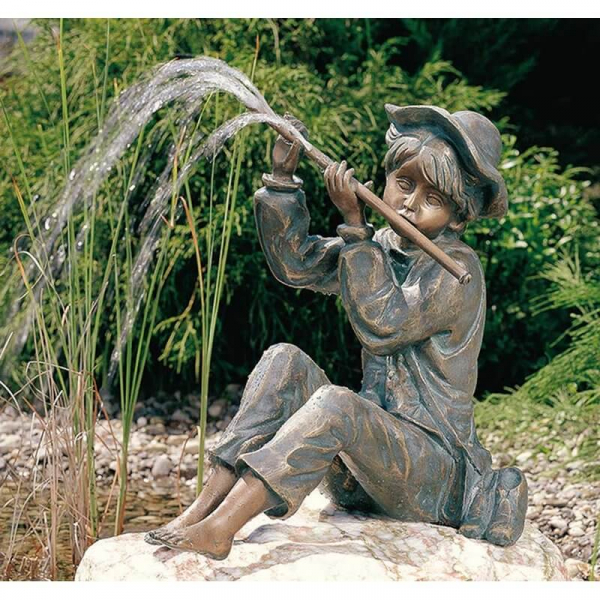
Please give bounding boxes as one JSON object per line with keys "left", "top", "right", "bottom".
{"left": 383, "top": 155, "right": 460, "bottom": 239}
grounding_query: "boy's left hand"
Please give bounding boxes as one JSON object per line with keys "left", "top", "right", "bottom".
{"left": 325, "top": 161, "right": 372, "bottom": 227}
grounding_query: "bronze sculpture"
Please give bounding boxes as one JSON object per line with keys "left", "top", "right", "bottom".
{"left": 144, "top": 104, "right": 528, "bottom": 560}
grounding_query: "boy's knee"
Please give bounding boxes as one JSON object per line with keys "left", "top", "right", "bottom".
{"left": 306, "top": 385, "right": 350, "bottom": 413}
{"left": 260, "top": 343, "right": 308, "bottom": 375}
{"left": 264, "top": 342, "right": 302, "bottom": 359}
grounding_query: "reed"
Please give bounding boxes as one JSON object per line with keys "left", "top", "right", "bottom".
{"left": 0, "top": 20, "right": 119, "bottom": 575}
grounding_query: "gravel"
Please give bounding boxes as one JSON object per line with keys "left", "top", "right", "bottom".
{"left": 1, "top": 394, "right": 598, "bottom": 581}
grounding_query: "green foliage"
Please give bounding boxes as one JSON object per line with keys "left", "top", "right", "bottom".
{"left": 465, "top": 140, "right": 600, "bottom": 390}
{"left": 400, "top": 18, "right": 559, "bottom": 93}
{"left": 1, "top": 18, "right": 598, "bottom": 399}
{"left": 487, "top": 251, "right": 600, "bottom": 407}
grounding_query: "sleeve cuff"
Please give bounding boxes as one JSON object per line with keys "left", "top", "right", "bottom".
{"left": 336, "top": 223, "right": 375, "bottom": 243}
{"left": 262, "top": 173, "right": 303, "bottom": 192}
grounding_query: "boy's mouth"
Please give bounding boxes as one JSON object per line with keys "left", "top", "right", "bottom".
{"left": 397, "top": 209, "right": 415, "bottom": 224}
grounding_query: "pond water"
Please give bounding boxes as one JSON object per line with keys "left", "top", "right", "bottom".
{"left": 0, "top": 475, "right": 197, "bottom": 581}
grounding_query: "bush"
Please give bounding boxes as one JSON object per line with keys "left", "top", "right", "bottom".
{"left": 1, "top": 18, "right": 598, "bottom": 399}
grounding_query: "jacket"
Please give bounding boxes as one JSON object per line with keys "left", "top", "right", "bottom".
{"left": 254, "top": 185, "right": 492, "bottom": 476}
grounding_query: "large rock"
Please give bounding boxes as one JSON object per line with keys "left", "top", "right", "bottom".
{"left": 76, "top": 491, "right": 569, "bottom": 581}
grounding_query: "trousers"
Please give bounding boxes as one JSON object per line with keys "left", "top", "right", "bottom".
{"left": 211, "top": 343, "right": 464, "bottom": 525}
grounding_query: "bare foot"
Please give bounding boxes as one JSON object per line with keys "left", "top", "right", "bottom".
{"left": 145, "top": 494, "right": 218, "bottom": 546}
{"left": 144, "top": 510, "right": 204, "bottom": 546}
{"left": 145, "top": 463, "right": 237, "bottom": 546}
{"left": 152, "top": 519, "right": 233, "bottom": 560}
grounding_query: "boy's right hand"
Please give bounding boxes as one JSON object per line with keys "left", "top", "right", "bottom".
{"left": 271, "top": 113, "right": 309, "bottom": 184}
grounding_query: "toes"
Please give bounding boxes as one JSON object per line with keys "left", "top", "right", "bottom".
{"left": 144, "top": 532, "right": 162, "bottom": 546}
{"left": 164, "top": 532, "right": 184, "bottom": 545}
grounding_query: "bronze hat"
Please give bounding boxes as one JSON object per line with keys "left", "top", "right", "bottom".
{"left": 384, "top": 104, "right": 508, "bottom": 219}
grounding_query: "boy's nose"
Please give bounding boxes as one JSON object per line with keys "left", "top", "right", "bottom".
{"left": 403, "top": 192, "right": 420, "bottom": 211}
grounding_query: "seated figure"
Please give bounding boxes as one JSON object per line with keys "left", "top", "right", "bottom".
{"left": 145, "top": 104, "right": 528, "bottom": 560}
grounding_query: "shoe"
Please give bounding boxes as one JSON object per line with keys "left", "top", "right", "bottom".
{"left": 484, "top": 467, "right": 528, "bottom": 547}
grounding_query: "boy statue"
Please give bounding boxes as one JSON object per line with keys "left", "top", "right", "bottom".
{"left": 145, "top": 104, "right": 528, "bottom": 559}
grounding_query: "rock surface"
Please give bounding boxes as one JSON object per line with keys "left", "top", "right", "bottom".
{"left": 76, "top": 491, "right": 569, "bottom": 582}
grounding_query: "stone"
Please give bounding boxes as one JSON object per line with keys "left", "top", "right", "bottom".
{"left": 146, "top": 442, "right": 168, "bottom": 454}
{"left": 208, "top": 399, "right": 226, "bottom": 419}
{"left": 516, "top": 450, "right": 533, "bottom": 464}
{"left": 549, "top": 517, "right": 568, "bottom": 532}
{"left": 171, "top": 409, "right": 190, "bottom": 423}
{"left": 0, "top": 434, "right": 20, "bottom": 452}
{"left": 567, "top": 525, "right": 585, "bottom": 537}
{"left": 546, "top": 497, "right": 568, "bottom": 508}
{"left": 75, "top": 491, "right": 569, "bottom": 582}
{"left": 225, "top": 383, "right": 243, "bottom": 401}
{"left": 565, "top": 558, "right": 591, "bottom": 580}
{"left": 151, "top": 456, "right": 173, "bottom": 478}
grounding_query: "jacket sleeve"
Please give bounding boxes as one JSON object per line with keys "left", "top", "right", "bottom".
{"left": 338, "top": 239, "right": 466, "bottom": 355}
{"left": 254, "top": 185, "right": 344, "bottom": 295}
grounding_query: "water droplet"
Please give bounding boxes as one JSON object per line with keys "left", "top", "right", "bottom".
{"left": 69, "top": 170, "right": 76, "bottom": 181}
{"left": 129, "top": 184, "right": 136, "bottom": 191}
{"left": 76, "top": 239, "right": 84, "bottom": 251}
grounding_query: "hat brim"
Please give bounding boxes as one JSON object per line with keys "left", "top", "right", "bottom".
{"left": 384, "top": 104, "right": 508, "bottom": 219}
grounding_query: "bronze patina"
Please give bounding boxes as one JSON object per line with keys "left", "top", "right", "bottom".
{"left": 145, "top": 104, "right": 528, "bottom": 560}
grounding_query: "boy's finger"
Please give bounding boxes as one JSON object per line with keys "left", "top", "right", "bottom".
{"left": 325, "top": 163, "right": 336, "bottom": 191}
{"left": 364, "top": 180, "right": 374, "bottom": 191}
{"left": 343, "top": 168, "right": 355, "bottom": 187}
{"left": 323, "top": 165, "right": 332, "bottom": 192}
{"left": 336, "top": 160, "right": 347, "bottom": 187}
{"left": 324, "top": 165, "right": 332, "bottom": 192}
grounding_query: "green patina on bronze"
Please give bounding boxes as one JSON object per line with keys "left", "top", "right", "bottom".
{"left": 145, "top": 105, "right": 528, "bottom": 560}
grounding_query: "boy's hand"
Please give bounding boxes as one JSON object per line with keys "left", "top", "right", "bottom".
{"left": 271, "top": 113, "right": 309, "bottom": 184}
{"left": 325, "top": 161, "right": 372, "bottom": 227}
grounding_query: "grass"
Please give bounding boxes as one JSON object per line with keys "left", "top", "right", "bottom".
{"left": 0, "top": 18, "right": 253, "bottom": 573}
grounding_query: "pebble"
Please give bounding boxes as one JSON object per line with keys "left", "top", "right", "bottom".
{"left": 547, "top": 497, "right": 569, "bottom": 508}
{"left": 208, "top": 399, "right": 226, "bottom": 419}
{"left": 151, "top": 455, "right": 173, "bottom": 478}
{"left": 0, "top": 434, "right": 21, "bottom": 452}
{"left": 2, "top": 395, "right": 598, "bottom": 581}
{"left": 170, "top": 409, "right": 190, "bottom": 423}
{"left": 146, "top": 442, "right": 168, "bottom": 454}
{"left": 146, "top": 423, "right": 166, "bottom": 435}
{"left": 516, "top": 450, "right": 533, "bottom": 464}
{"left": 549, "top": 517, "right": 568, "bottom": 531}
{"left": 565, "top": 558, "right": 591, "bottom": 579}
{"left": 568, "top": 525, "right": 585, "bottom": 537}
{"left": 532, "top": 492, "right": 545, "bottom": 505}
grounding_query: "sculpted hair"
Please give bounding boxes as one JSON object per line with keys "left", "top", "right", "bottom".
{"left": 384, "top": 125, "right": 483, "bottom": 225}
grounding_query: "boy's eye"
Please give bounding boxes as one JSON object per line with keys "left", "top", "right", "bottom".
{"left": 396, "top": 177, "right": 414, "bottom": 192}
{"left": 426, "top": 194, "right": 445, "bottom": 208}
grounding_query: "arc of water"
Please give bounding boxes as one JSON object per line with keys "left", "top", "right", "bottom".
{"left": 2, "top": 56, "right": 305, "bottom": 383}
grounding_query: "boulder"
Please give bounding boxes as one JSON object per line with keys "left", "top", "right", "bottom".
{"left": 76, "top": 491, "right": 569, "bottom": 581}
